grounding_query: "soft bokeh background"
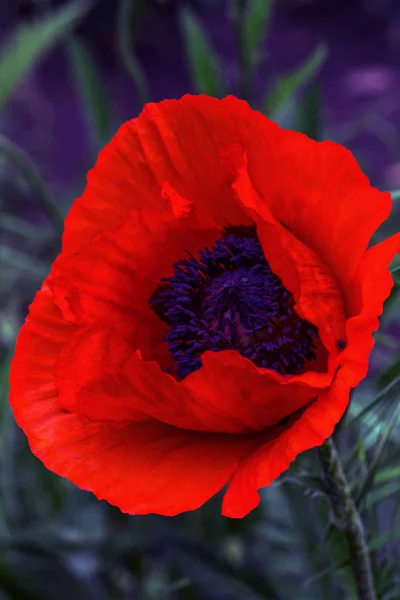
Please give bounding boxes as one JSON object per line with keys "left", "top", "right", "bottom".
{"left": 0, "top": 1, "right": 399, "bottom": 599}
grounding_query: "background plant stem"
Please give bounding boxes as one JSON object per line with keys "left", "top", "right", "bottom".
{"left": 318, "top": 438, "right": 377, "bottom": 600}
{"left": 0, "top": 135, "right": 64, "bottom": 234}
{"left": 116, "top": 0, "right": 149, "bottom": 106}
{"left": 232, "top": 0, "right": 253, "bottom": 103}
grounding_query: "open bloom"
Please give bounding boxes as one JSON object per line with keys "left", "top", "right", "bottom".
{"left": 10, "top": 95, "right": 400, "bottom": 517}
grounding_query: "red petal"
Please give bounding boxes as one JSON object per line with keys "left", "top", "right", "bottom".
{"left": 62, "top": 97, "right": 255, "bottom": 256}
{"left": 50, "top": 189, "right": 219, "bottom": 346}
{"left": 222, "top": 369, "right": 351, "bottom": 518}
{"left": 124, "top": 348, "right": 335, "bottom": 434}
{"left": 63, "top": 94, "right": 389, "bottom": 292}
{"left": 227, "top": 148, "right": 347, "bottom": 356}
{"left": 55, "top": 325, "right": 332, "bottom": 433}
{"left": 26, "top": 413, "right": 259, "bottom": 516}
{"left": 10, "top": 287, "right": 261, "bottom": 516}
{"left": 162, "top": 95, "right": 391, "bottom": 288}
{"left": 55, "top": 327, "right": 153, "bottom": 422}
{"left": 49, "top": 175, "right": 342, "bottom": 434}
{"left": 193, "top": 95, "right": 391, "bottom": 287}
{"left": 10, "top": 95, "right": 398, "bottom": 518}
{"left": 222, "top": 225, "right": 399, "bottom": 519}
{"left": 341, "top": 232, "right": 400, "bottom": 385}
{"left": 62, "top": 121, "right": 170, "bottom": 255}
{"left": 13, "top": 282, "right": 334, "bottom": 437}
{"left": 183, "top": 350, "right": 333, "bottom": 431}
{"left": 252, "top": 128, "right": 392, "bottom": 289}
{"left": 63, "top": 95, "right": 391, "bottom": 294}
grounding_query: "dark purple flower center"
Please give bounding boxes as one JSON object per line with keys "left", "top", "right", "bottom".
{"left": 152, "top": 230, "right": 319, "bottom": 380}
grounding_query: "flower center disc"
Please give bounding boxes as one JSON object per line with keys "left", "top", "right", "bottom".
{"left": 152, "top": 230, "right": 318, "bottom": 379}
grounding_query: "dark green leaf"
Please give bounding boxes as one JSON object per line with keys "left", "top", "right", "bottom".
{"left": 377, "top": 355, "right": 400, "bottom": 389}
{"left": 369, "top": 527, "right": 400, "bottom": 551}
{"left": 343, "top": 436, "right": 368, "bottom": 476}
{"left": 389, "top": 189, "right": 400, "bottom": 201}
{"left": 0, "top": 351, "right": 12, "bottom": 419}
{"left": 0, "top": 135, "right": 64, "bottom": 233}
{"left": 0, "top": 559, "right": 42, "bottom": 600}
{"left": 368, "top": 480, "right": 400, "bottom": 506}
{"left": 345, "top": 376, "right": 400, "bottom": 429}
{"left": 272, "top": 472, "right": 327, "bottom": 494}
{"left": 0, "top": 212, "right": 52, "bottom": 241}
{"left": 356, "top": 404, "right": 400, "bottom": 506}
{"left": 179, "top": 8, "right": 224, "bottom": 97}
{"left": 66, "top": 37, "right": 113, "bottom": 146}
{"left": 265, "top": 44, "right": 327, "bottom": 117}
{"left": 0, "top": 245, "right": 48, "bottom": 278}
{"left": 116, "top": 0, "right": 149, "bottom": 106}
{"left": 1, "top": 549, "right": 97, "bottom": 600}
{"left": 362, "top": 114, "right": 399, "bottom": 159}
{"left": 230, "top": 0, "right": 272, "bottom": 103}
{"left": 295, "top": 83, "right": 322, "bottom": 140}
{"left": 306, "top": 527, "right": 400, "bottom": 587}
{"left": 170, "top": 542, "right": 275, "bottom": 600}
{"left": 244, "top": 0, "right": 272, "bottom": 66}
{"left": 0, "top": 1, "right": 91, "bottom": 111}
{"left": 374, "top": 466, "right": 400, "bottom": 485}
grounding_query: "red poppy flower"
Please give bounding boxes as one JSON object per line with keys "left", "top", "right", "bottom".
{"left": 10, "top": 95, "right": 400, "bottom": 518}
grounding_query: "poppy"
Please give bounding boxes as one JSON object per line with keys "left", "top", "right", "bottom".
{"left": 9, "top": 95, "right": 400, "bottom": 517}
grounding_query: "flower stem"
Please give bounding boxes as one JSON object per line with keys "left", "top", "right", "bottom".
{"left": 318, "top": 438, "right": 377, "bottom": 600}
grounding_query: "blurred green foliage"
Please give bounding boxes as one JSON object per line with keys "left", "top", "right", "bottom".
{"left": 66, "top": 37, "right": 113, "bottom": 147}
{"left": 0, "top": 1, "right": 91, "bottom": 112}
{"left": 180, "top": 8, "right": 225, "bottom": 98}
{"left": 0, "top": 1, "right": 399, "bottom": 599}
{"left": 265, "top": 44, "right": 327, "bottom": 119}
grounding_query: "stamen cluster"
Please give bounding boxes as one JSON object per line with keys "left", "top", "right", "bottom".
{"left": 153, "top": 231, "right": 318, "bottom": 379}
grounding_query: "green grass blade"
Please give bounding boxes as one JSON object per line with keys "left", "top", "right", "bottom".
{"left": 345, "top": 376, "right": 400, "bottom": 429}
{"left": 373, "top": 466, "right": 400, "bottom": 485}
{"left": 0, "top": 1, "right": 91, "bottom": 111}
{"left": 66, "top": 37, "right": 113, "bottom": 146}
{"left": 295, "top": 83, "right": 322, "bottom": 140}
{"left": 0, "top": 212, "right": 52, "bottom": 241}
{"left": 231, "top": 0, "right": 272, "bottom": 102}
{"left": 306, "top": 525, "right": 400, "bottom": 586}
{"left": 116, "top": 0, "right": 149, "bottom": 106}
{"left": 265, "top": 44, "right": 327, "bottom": 117}
{"left": 244, "top": 0, "right": 272, "bottom": 66}
{"left": 389, "top": 189, "right": 400, "bottom": 201}
{"left": 355, "top": 403, "right": 400, "bottom": 507}
{"left": 180, "top": 8, "right": 224, "bottom": 97}
{"left": 0, "top": 135, "right": 64, "bottom": 232}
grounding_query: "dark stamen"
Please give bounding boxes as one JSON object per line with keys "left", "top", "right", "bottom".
{"left": 151, "top": 230, "right": 319, "bottom": 380}
{"left": 336, "top": 339, "right": 347, "bottom": 351}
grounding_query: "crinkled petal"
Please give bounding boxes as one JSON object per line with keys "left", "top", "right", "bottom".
{"left": 183, "top": 350, "right": 332, "bottom": 431}
{"left": 226, "top": 146, "right": 347, "bottom": 355}
{"left": 62, "top": 97, "right": 254, "bottom": 256}
{"left": 50, "top": 188, "right": 219, "bottom": 348}
{"left": 178, "top": 95, "right": 391, "bottom": 287}
{"left": 64, "top": 94, "right": 389, "bottom": 287}
{"left": 9, "top": 288, "right": 262, "bottom": 516}
{"left": 55, "top": 326, "right": 332, "bottom": 434}
{"left": 13, "top": 279, "right": 329, "bottom": 436}
{"left": 341, "top": 232, "right": 400, "bottom": 386}
{"left": 222, "top": 369, "right": 351, "bottom": 517}
{"left": 49, "top": 181, "right": 342, "bottom": 434}
{"left": 10, "top": 94, "right": 398, "bottom": 518}
{"left": 55, "top": 327, "right": 153, "bottom": 422}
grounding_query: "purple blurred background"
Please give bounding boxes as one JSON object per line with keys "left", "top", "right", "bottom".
{"left": 0, "top": 3, "right": 399, "bottom": 599}
{"left": 1, "top": 0, "right": 400, "bottom": 200}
